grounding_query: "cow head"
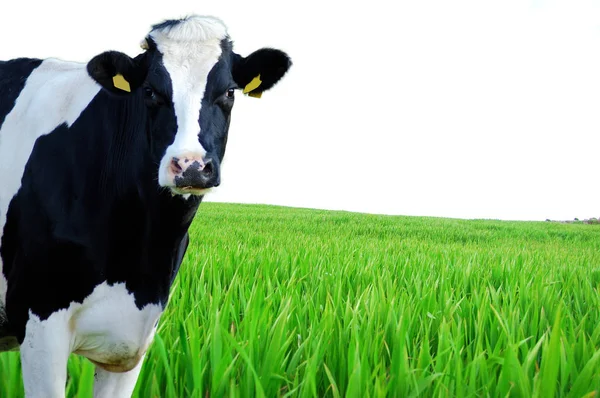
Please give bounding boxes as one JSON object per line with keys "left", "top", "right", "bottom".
{"left": 86, "top": 15, "right": 291, "bottom": 196}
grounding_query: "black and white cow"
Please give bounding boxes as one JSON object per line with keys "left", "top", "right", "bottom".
{"left": 0, "top": 15, "right": 290, "bottom": 397}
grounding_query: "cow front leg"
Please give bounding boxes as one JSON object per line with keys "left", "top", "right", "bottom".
{"left": 93, "top": 354, "right": 146, "bottom": 398}
{"left": 20, "top": 311, "right": 72, "bottom": 398}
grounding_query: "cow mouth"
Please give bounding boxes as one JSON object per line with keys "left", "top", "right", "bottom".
{"left": 171, "top": 186, "right": 212, "bottom": 196}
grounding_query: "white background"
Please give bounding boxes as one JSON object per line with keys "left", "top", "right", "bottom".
{"left": 1, "top": 0, "right": 598, "bottom": 221}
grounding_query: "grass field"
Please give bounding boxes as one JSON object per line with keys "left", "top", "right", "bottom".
{"left": 1, "top": 202, "right": 600, "bottom": 397}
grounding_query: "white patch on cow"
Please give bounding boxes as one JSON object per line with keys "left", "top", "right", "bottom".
{"left": 20, "top": 281, "right": 162, "bottom": 395}
{"left": 0, "top": 59, "right": 100, "bottom": 308}
{"left": 151, "top": 16, "right": 228, "bottom": 191}
{"left": 70, "top": 282, "right": 162, "bottom": 372}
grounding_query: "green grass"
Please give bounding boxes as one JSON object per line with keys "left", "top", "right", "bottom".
{"left": 1, "top": 202, "right": 600, "bottom": 397}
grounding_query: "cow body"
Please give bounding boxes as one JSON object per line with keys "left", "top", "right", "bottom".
{"left": 0, "top": 15, "right": 290, "bottom": 397}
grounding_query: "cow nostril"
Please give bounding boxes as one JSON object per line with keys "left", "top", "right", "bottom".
{"left": 171, "top": 158, "right": 182, "bottom": 173}
{"left": 202, "top": 161, "right": 214, "bottom": 176}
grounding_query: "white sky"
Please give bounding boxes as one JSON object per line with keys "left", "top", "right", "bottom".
{"left": 1, "top": 0, "right": 599, "bottom": 221}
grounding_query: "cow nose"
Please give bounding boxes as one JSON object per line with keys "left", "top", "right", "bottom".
{"left": 170, "top": 156, "right": 203, "bottom": 174}
{"left": 170, "top": 155, "right": 219, "bottom": 190}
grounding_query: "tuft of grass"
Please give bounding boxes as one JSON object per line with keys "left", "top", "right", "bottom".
{"left": 1, "top": 203, "right": 599, "bottom": 397}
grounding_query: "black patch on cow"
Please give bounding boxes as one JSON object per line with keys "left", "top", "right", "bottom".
{"left": 0, "top": 57, "right": 42, "bottom": 339}
{"left": 197, "top": 38, "right": 236, "bottom": 166}
{"left": 0, "top": 58, "right": 43, "bottom": 128}
{"left": 138, "top": 48, "right": 177, "bottom": 161}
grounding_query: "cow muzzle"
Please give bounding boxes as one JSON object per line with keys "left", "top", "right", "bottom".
{"left": 167, "top": 154, "right": 220, "bottom": 195}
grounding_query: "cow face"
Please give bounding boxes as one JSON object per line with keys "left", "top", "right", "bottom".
{"left": 86, "top": 15, "right": 291, "bottom": 196}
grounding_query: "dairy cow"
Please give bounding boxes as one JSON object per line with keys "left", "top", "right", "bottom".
{"left": 0, "top": 15, "right": 291, "bottom": 397}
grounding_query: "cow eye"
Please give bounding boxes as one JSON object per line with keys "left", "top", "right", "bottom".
{"left": 225, "top": 88, "right": 235, "bottom": 99}
{"left": 144, "top": 87, "right": 155, "bottom": 100}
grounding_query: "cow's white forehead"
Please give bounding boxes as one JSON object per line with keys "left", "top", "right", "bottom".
{"left": 144, "top": 16, "right": 228, "bottom": 75}
{"left": 148, "top": 15, "right": 228, "bottom": 44}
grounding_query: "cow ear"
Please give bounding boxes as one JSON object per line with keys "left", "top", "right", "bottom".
{"left": 87, "top": 51, "right": 147, "bottom": 95}
{"left": 232, "top": 48, "right": 291, "bottom": 98}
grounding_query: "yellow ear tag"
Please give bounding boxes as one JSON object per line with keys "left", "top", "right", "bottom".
{"left": 248, "top": 91, "right": 262, "bottom": 98}
{"left": 112, "top": 74, "right": 131, "bottom": 93}
{"left": 243, "top": 74, "right": 262, "bottom": 95}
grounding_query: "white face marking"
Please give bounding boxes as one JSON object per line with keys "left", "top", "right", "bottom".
{"left": 151, "top": 16, "right": 228, "bottom": 192}
{"left": 0, "top": 59, "right": 100, "bottom": 308}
